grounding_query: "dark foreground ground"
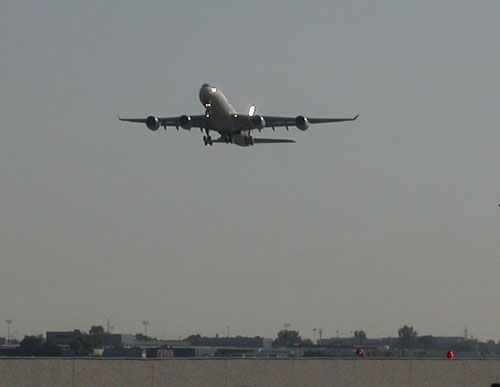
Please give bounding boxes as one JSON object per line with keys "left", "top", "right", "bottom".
{"left": 1, "top": 357, "right": 499, "bottom": 386}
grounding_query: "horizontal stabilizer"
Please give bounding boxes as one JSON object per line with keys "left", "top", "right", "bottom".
{"left": 253, "top": 138, "right": 295, "bottom": 144}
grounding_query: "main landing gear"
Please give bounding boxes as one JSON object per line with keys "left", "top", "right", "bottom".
{"left": 203, "top": 135, "right": 213, "bottom": 146}
{"left": 221, "top": 134, "right": 233, "bottom": 144}
{"left": 203, "top": 129, "right": 212, "bottom": 146}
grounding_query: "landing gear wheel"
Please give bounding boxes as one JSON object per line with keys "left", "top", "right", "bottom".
{"left": 203, "top": 136, "right": 213, "bottom": 146}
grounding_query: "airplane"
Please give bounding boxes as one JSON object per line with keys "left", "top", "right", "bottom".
{"left": 118, "top": 84, "right": 359, "bottom": 147}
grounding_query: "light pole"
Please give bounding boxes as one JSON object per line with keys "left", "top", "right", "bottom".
{"left": 142, "top": 321, "right": 149, "bottom": 337}
{"left": 5, "top": 320, "right": 12, "bottom": 344}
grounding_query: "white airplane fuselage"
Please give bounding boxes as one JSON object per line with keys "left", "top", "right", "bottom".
{"left": 198, "top": 84, "right": 252, "bottom": 146}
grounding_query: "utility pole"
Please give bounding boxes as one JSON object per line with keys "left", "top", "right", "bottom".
{"left": 142, "top": 321, "right": 149, "bottom": 337}
{"left": 5, "top": 320, "right": 12, "bottom": 344}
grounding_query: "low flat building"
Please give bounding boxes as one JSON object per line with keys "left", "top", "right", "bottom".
{"left": 46, "top": 331, "right": 81, "bottom": 346}
{"left": 434, "top": 336, "right": 464, "bottom": 347}
{"left": 317, "top": 337, "right": 354, "bottom": 347}
{"left": 102, "top": 347, "right": 146, "bottom": 358}
{"left": 97, "top": 334, "right": 135, "bottom": 348}
{"left": 254, "top": 348, "right": 301, "bottom": 358}
{"left": 195, "top": 337, "right": 272, "bottom": 349}
{"left": 173, "top": 347, "right": 196, "bottom": 357}
{"left": 156, "top": 349, "right": 174, "bottom": 358}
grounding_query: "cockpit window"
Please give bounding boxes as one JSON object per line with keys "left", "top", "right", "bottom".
{"left": 202, "top": 83, "right": 209, "bottom": 87}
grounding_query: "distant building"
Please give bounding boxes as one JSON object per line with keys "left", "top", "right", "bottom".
{"left": 433, "top": 337, "right": 464, "bottom": 347}
{"left": 254, "top": 348, "right": 301, "bottom": 358}
{"left": 0, "top": 338, "right": 5, "bottom": 345}
{"left": 156, "top": 349, "right": 174, "bottom": 358}
{"left": 365, "top": 338, "right": 389, "bottom": 347}
{"left": 102, "top": 347, "right": 146, "bottom": 358}
{"left": 317, "top": 337, "right": 354, "bottom": 347}
{"left": 194, "top": 337, "right": 272, "bottom": 349}
{"left": 97, "top": 334, "right": 135, "bottom": 348}
{"left": 173, "top": 347, "right": 196, "bottom": 358}
{"left": 46, "top": 331, "right": 81, "bottom": 347}
{"left": 131, "top": 339, "right": 183, "bottom": 349}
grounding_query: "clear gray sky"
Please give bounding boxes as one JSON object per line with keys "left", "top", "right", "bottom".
{"left": 1, "top": 1, "right": 499, "bottom": 341}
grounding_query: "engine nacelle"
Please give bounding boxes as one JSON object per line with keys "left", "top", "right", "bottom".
{"left": 145, "top": 116, "right": 160, "bottom": 131}
{"left": 295, "top": 115, "right": 309, "bottom": 131}
{"left": 179, "top": 115, "right": 192, "bottom": 130}
{"left": 251, "top": 115, "right": 266, "bottom": 130}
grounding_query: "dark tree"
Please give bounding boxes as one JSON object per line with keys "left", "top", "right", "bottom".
{"left": 18, "top": 336, "right": 44, "bottom": 356}
{"left": 418, "top": 335, "right": 437, "bottom": 350}
{"left": 89, "top": 325, "right": 105, "bottom": 336}
{"left": 398, "top": 325, "right": 418, "bottom": 349}
{"left": 301, "top": 338, "right": 314, "bottom": 347}
{"left": 134, "top": 333, "right": 154, "bottom": 342}
{"left": 18, "top": 335, "right": 62, "bottom": 357}
{"left": 183, "top": 334, "right": 202, "bottom": 344}
{"left": 38, "top": 342, "right": 62, "bottom": 357}
{"left": 352, "top": 330, "right": 367, "bottom": 345}
{"left": 70, "top": 334, "right": 101, "bottom": 356}
{"left": 274, "top": 330, "right": 302, "bottom": 347}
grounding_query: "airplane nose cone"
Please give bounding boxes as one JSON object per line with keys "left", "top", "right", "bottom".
{"left": 199, "top": 84, "right": 213, "bottom": 105}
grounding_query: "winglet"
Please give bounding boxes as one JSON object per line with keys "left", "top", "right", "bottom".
{"left": 117, "top": 115, "right": 122, "bottom": 121}
{"left": 353, "top": 114, "right": 359, "bottom": 120}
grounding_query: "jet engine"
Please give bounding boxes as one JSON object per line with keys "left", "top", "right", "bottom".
{"left": 295, "top": 115, "right": 309, "bottom": 131}
{"left": 179, "top": 115, "right": 192, "bottom": 130}
{"left": 251, "top": 115, "right": 266, "bottom": 130}
{"left": 145, "top": 116, "right": 160, "bottom": 131}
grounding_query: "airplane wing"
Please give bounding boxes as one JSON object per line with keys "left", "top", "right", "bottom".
{"left": 118, "top": 115, "right": 210, "bottom": 129}
{"left": 262, "top": 114, "right": 359, "bottom": 128}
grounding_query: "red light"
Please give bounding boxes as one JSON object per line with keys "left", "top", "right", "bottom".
{"left": 356, "top": 348, "right": 365, "bottom": 358}
{"left": 447, "top": 351, "right": 454, "bottom": 359}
